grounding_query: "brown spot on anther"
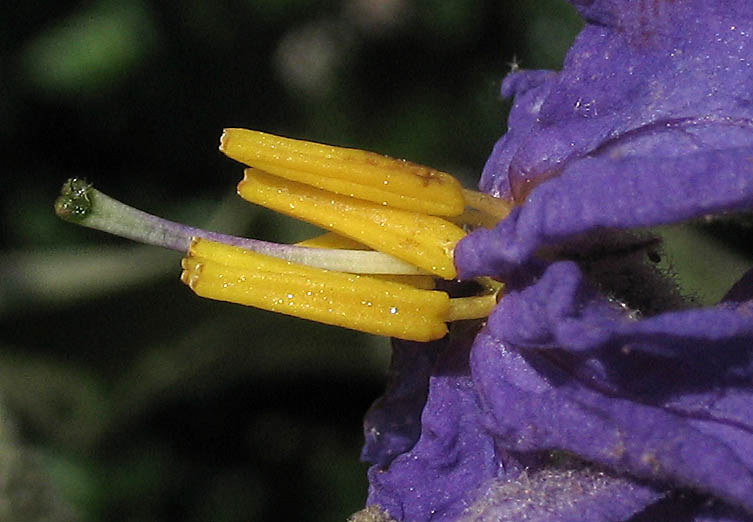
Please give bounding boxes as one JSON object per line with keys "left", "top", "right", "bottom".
{"left": 398, "top": 237, "right": 420, "bottom": 250}
{"left": 412, "top": 166, "right": 443, "bottom": 186}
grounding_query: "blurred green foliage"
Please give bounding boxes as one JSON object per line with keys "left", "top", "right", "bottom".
{"left": 5, "top": 1, "right": 751, "bottom": 521}
{"left": 20, "top": 0, "right": 158, "bottom": 96}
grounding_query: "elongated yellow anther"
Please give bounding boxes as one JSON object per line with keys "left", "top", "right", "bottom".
{"left": 462, "top": 189, "right": 514, "bottom": 220}
{"left": 446, "top": 295, "right": 499, "bottom": 322}
{"left": 296, "top": 232, "right": 369, "bottom": 250}
{"left": 238, "top": 169, "right": 466, "bottom": 279}
{"left": 220, "top": 128, "right": 466, "bottom": 216}
{"left": 182, "top": 239, "right": 449, "bottom": 342}
{"left": 367, "top": 274, "right": 436, "bottom": 290}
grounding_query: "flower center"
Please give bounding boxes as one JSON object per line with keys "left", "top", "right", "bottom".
{"left": 55, "top": 129, "right": 512, "bottom": 341}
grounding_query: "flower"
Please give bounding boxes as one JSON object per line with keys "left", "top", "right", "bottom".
{"left": 54, "top": 0, "right": 753, "bottom": 519}
{"left": 359, "top": 0, "right": 753, "bottom": 521}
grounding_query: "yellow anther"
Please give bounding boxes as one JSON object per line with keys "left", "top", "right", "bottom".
{"left": 220, "top": 128, "right": 466, "bottom": 216}
{"left": 367, "top": 274, "right": 436, "bottom": 290}
{"left": 296, "top": 232, "right": 369, "bottom": 250}
{"left": 446, "top": 294, "right": 499, "bottom": 322}
{"left": 182, "top": 238, "right": 449, "bottom": 342}
{"left": 238, "top": 169, "right": 466, "bottom": 279}
{"left": 461, "top": 189, "right": 514, "bottom": 220}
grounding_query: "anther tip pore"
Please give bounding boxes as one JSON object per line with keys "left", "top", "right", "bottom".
{"left": 218, "top": 128, "right": 234, "bottom": 152}
{"left": 54, "top": 178, "right": 93, "bottom": 222}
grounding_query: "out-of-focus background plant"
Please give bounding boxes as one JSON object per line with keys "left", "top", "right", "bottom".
{"left": 3, "top": 1, "right": 750, "bottom": 521}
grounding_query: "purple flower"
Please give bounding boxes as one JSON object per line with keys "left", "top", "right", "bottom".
{"left": 358, "top": 1, "right": 753, "bottom": 521}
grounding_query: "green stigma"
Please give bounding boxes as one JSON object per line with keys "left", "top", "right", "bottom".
{"left": 54, "top": 178, "right": 94, "bottom": 222}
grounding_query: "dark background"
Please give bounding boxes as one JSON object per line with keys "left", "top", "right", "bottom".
{"left": 8, "top": 1, "right": 747, "bottom": 521}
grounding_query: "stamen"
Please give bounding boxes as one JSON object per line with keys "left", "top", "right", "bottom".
{"left": 220, "top": 128, "right": 466, "bottom": 216}
{"left": 183, "top": 238, "right": 450, "bottom": 342}
{"left": 53, "top": 178, "right": 427, "bottom": 274}
{"left": 296, "top": 232, "right": 369, "bottom": 250}
{"left": 450, "top": 209, "right": 501, "bottom": 229}
{"left": 446, "top": 295, "right": 499, "bottom": 322}
{"left": 368, "top": 275, "right": 437, "bottom": 290}
{"left": 462, "top": 189, "right": 514, "bottom": 220}
{"left": 238, "top": 169, "right": 466, "bottom": 279}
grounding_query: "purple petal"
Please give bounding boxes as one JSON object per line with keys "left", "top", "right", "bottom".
{"left": 570, "top": 0, "right": 753, "bottom": 30}
{"left": 480, "top": 0, "right": 753, "bottom": 203}
{"left": 361, "top": 339, "right": 445, "bottom": 467}
{"left": 480, "top": 70, "right": 557, "bottom": 200}
{"left": 457, "top": 147, "right": 753, "bottom": 279}
{"left": 472, "top": 331, "right": 753, "bottom": 513}
{"left": 489, "top": 262, "right": 753, "bottom": 362}
{"left": 471, "top": 263, "right": 753, "bottom": 514}
{"left": 367, "top": 332, "right": 507, "bottom": 522}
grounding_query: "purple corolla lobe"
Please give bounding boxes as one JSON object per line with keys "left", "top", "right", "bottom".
{"left": 361, "top": 338, "right": 445, "bottom": 468}
{"left": 479, "top": 69, "right": 557, "bottom": 200}
{"left": 458, "top": 148, "right": 753, "bottom": 280}
{"left": 478, "top": 262, "right": 753, "bottom": 513}
{"left": 479, "top": 0, "right": 753, "bottom": 204}
{"left": 365, "top": 332, "right": 505, "bottom": 522}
